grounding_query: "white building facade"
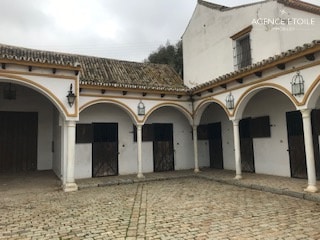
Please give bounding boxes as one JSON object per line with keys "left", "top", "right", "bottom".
{"left": 183, "top": 0, "right": 320, "bottom": 192}
{"left": 183, "top": 0, "right": 320, "bottom": 87}
{"left": 0, "top": 46, "right": 194, "bottom": 192}
{"left": 0, "top": 0, "right": 319, "bottom": 193}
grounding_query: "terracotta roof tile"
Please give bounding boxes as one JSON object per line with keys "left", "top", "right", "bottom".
{"left": 0, "top": 43, "right": 79, "bottom": 67}
{"left": 0, "top": 44, "right": 188, "bottom": 92}
{"left": 278, "top": 0, "right": 320, "bottom": 15}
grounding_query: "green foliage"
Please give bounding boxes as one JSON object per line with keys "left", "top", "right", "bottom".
{"left": 146, "top": 40, "right": 183, "bottom": 78}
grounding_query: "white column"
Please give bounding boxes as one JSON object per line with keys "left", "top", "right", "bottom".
{"left": 193, "top": 125, "right": 200, "bottom": 173}
{"left": 301, "top": 109, "right": 318, "bottom": 192}
{"left": 233, "top": 119, "right": 242, "bottom": 179}
{"left": 63, "top": 120, "right": 78, "bottom": 192}
{"left": 137, "top": 124, "right": 144, "bottom": 178}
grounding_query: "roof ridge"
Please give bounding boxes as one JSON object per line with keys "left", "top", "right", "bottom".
{"left": 197, "top": 0, "right": 228, "bottom": 10}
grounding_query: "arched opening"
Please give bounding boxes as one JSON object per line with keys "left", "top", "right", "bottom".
{"left": 145, "top": 103, "right": 193, "bottom": 125}
{"left": 80, "top": 99, "right": 138, "bottom": 125}
{"left": 76, "top": 103, "right": 138, "bottom": 178}
{"left": 143, "top": 105, "right": 194, "bottom": 173}
{"left": 306, "top": 77, "right": 320, "bottom": 180}
{"left": 239, "top": 88, "right": 296, "bottom": 177}
{"left": 0, "top": 81, "right": 64, "bottom": 181}
{"left": 196, "top": 102, "right": 233, "bottom": 170}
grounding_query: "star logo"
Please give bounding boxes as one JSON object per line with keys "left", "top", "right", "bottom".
{"left": 279, "top": 9, "right": 288, "bottom": 15}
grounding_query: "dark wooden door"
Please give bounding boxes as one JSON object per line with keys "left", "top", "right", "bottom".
{"left": 153, "top": 123, "right": 174, "bottom": 172}
{"left": 312, "top": 109, "right": 320, "bottom": 180}
{"left": 92, "top": 123, "right": 118, "bottom": 177}
{"left": 0, "top": 111, "right": 38, "bottom": 173}
{"left": 208, "top": 122, "right": 223, "bottom": 169}
{"left": 286, "top": 111, "right": 307, "bottom": 179}
{"left": 239, "top": 118, "right": 255, "bottom": 172}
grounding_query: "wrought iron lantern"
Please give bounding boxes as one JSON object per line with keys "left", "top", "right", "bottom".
{"left": 66, "top": 84, "right": 76, "bottom": 107}
{"left": 291, "top": 71, "right": 304, "bottom": 96}
{"left": 137, "top": 100, "right": 145, "bottom": 116}
{"left": 226, "top": 92, "right": 234, "bottom": 110}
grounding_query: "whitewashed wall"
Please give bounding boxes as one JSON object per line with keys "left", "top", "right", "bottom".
{"left": 183, "top": 1, "right": 320, "bottom": 87}
{"left": 198, "top": 141, "right": 210, "bottom": 168}
{"left": 243, "top": 88, "right": 296, "bottom": 177}
{"left": 0, "top": 84, "right": 54, "bottom": 170}
{"left": 52, "top": 108, "right": 62, "bottom": 177}
{"left": 76, "top": 104, "right": 194, "bottom": 178}
{"left": 76, "top": 103, "right": 137, "bottom": 179}
{"left": 199, "top": 104, "right": 235, "bottom": 170}
{"left": 75, "top": 144, "right": 92, "bottom": 178}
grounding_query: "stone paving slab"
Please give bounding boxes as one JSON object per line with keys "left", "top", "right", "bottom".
{"left": 2, "top": 177, "right": 320, "bottom": 239}
{"left": 76, "top": 169, "right": 320, "bottom": 203}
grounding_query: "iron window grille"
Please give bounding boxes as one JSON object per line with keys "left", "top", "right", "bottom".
{"left": 233, "top": 34, "right": 252, "bottom": 70}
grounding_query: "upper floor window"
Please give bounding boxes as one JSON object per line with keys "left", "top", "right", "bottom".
{"left": 231, "top": 25, "right": 252, "bottom": 70}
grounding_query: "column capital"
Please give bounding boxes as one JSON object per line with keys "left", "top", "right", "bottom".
{"left": 232, "top": 119, "right": 240, "bottom": 125}
{"left": 65, "top": 120, "right": 76, "bottom": 127}
{"left": 300, "top": 108, "right": 311, "bottom": 118}
{"left": 135, "top": 122, "right": 144, "bottom": 127}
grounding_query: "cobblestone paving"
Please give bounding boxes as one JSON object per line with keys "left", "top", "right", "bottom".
{"left": 1, "top": 178, "right": 320, "bottom": 240}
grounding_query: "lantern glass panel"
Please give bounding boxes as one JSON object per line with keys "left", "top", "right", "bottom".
{"left": 138, "top": 102, "right": 145, "bottom": 115}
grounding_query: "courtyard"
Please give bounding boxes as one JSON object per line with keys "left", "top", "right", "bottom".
{"left": 0, "top": 171, "right": 320, "bottom": 239}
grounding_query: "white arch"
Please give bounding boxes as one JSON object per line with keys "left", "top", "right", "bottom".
{"left": 304, "top": 74, "right": 320, "bottom": 109}
{"left": 144, "top": 102, "right": 193, "bottom": 125}
{"left": 233, "top": 83, "right": 297, "bottom": 120}
{"left": 80, "top": 99, "right": 138, "bottom": 125}
{"left": 193, "top": 98, "right": 228, "bottom": 125}
{"left": 0, "top": 75, "right": 69, "bottom": 120}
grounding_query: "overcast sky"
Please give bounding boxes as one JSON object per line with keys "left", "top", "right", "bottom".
{"left": 0, "top": 0, "right": 319, "bottom": 62}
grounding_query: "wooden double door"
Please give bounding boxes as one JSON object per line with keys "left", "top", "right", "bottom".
{"left": 92, "top": 123, "right": 118, "bottom": 177}
{"left": 0, "top": 111, "right": 38, "bottom": 173}
{"left": 197, "top": 122, "right": 223, "bottom": 169}
{"left": 208, "top": 123, "right": 223, "bottom": 169}
{"left": 153, "top": 123, "right": 174, "bottom": 172}
{"left": 239, "top": 118, "right": 255, "bottom": 173}
{"left": 286, "top": 110, "right": 320, "bottom": 179}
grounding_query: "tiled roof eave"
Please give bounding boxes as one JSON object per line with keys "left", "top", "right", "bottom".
{"left": 278, "top": 0, "right": 320, "bottom": 16}
{"left": 0, "top": 46, "right": 81, "bottom": 68}
{"left": 79, "top": 80, "right": 189, "bottom": 94}
{"left": 191, "top": 40, "right": 320, "bottom": 94}
{"left": 0, "top": 43, "right": 187, "bottom": 91}
{"left": 0, "top": 57, "right": 81, "bottom": 70}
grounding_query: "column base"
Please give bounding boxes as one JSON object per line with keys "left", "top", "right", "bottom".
{"left": 234, "top": 174, "right": 242, "bottom": 180}
{"left": 194, "top": 168, "right": 200, "bottom": 173}
{"left": 63, "top": 182, "right": 78, "bottom": 192}
{"left": 304, "top": 185, "right": 318, "bottom": 193}
{"left": 137, "top": 173, "right": 145, "bottom": 179}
